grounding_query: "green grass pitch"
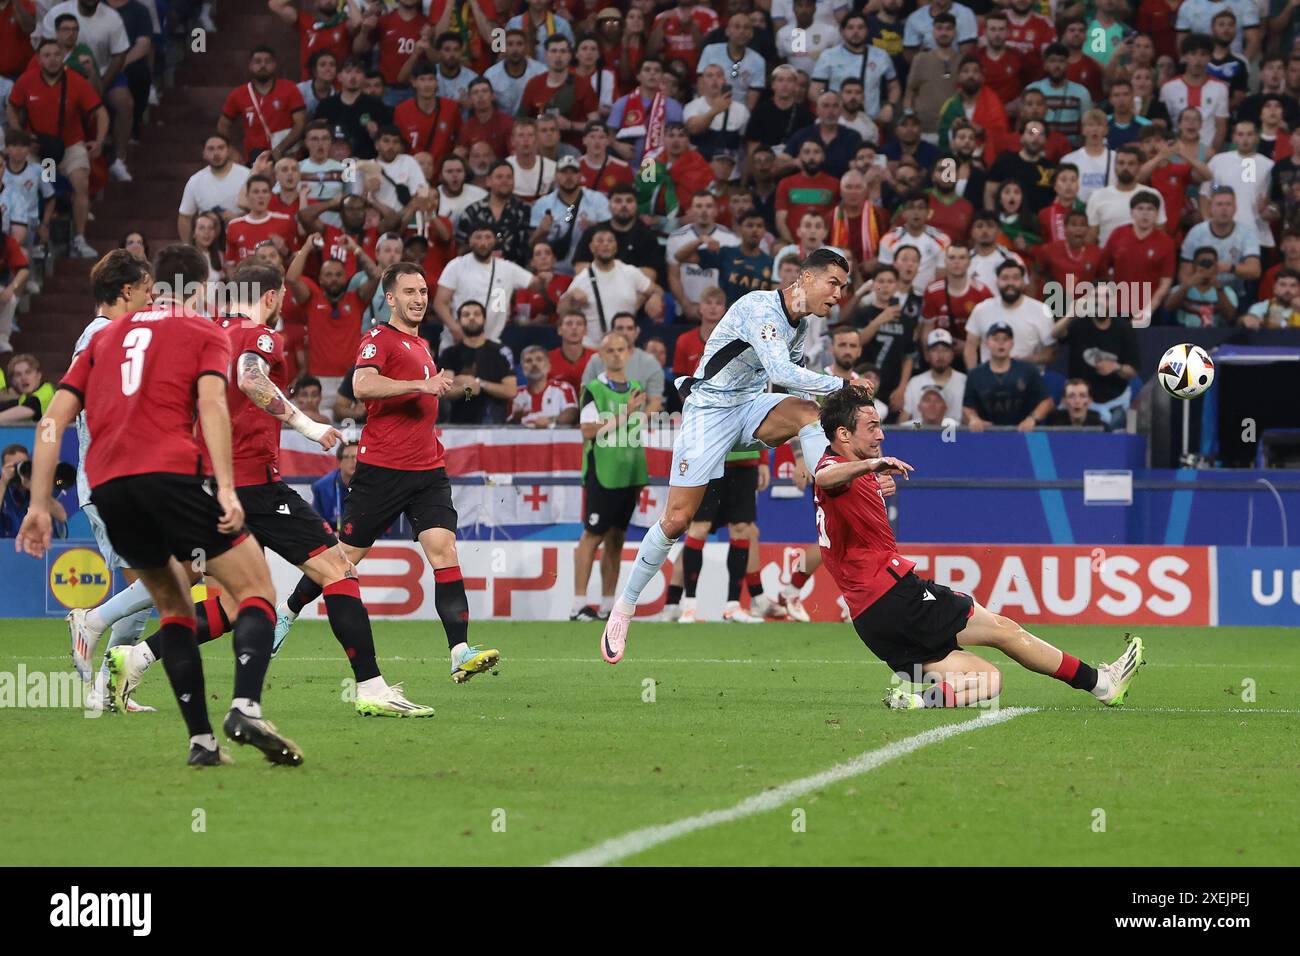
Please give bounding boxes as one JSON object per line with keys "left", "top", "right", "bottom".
{"left": 2, "top": 620, "right": 1296, "bottom": 866}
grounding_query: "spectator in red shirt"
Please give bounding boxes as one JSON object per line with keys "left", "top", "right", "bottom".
{"left": 511, "top": 239, "right": 570, "bottom": 324}
{"left": 218, "top": 45, "right": 307, "bottom": 163}
{"left": 518, "top": 34, "right": 598, "bottom": 147}
{"left": 648, "top": 0, "right": 718, "bottom": 74}
{"left": 1034, "top": 209, "right": 1104, "bottom": 293}
{"left": 225, "top": 174, "right": 299, "bottom": 266}
{"left": 460, "top": 77, "right": 515, "bottom": 161}
{"left": 1060, "top": 17, "right": 1104, "bottom": 102}
{"left": 1099, "top": 190, "right": 1175, "bottom": 323}
{"left": 354, "top": 0, "right": 439, "bottom": 107}
{"left": 0, "top": 0, "right": 35, "bottom": 80}
{"left": 300, "top": 191, "right": 405, "bottom": 281}
{"left": 776, "top": 138, "right": 840, "bottom": 244}
{"left": 285, "top": 232, "right": 380, "bottom": 404}
{"left": 394, "top": 61, "right": 459, "bottom": 175}
{"left": 1038, "top": 163, "right": 1085, "bottom": 244}
{"left": 663, "top": 121, "right": 713, "bottom": 218}
{"left": 579, "top": 121, "right": 633, "bottom": 193}
{"left": 921, "top": 242, "right": 991, "bottom": 351}
{"left": 549, "top": 308, "right": 596, "bottom": 390}
{"left": 989, "top": 89, "right": 1073, "bottom": 162}
{"left": 269, "top": 155, "right": 305, "bottom": 219}
{"left": 7, "top": 38, "right": 106, "bottom": 258}
{"left": 927, "top": 162, "right": 974, "bottom": 243}
{"left": 977, "top": 12, "right": 1025, "bottom": 105}
{"left": 670, "top": 288, "right": 723, "bottom": 376}
{"left": 269, "top": 0, "right": 360, "bottom": 81}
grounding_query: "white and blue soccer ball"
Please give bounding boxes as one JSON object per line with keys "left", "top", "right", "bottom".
{"left": 1158, "top": 343, "right": 1215, "bottom": 400}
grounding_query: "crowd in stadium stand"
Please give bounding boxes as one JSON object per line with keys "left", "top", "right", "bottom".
{"left": 3, "top": 0, "right": 1300, "bottom": 439}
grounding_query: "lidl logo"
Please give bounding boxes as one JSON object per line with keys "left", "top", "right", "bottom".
{"left": 49, "top": 548, "right": 110, "bottom": 609}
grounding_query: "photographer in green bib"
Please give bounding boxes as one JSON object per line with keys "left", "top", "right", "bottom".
{"left": 572, "top": 331, "right": 649, "bottom": 622}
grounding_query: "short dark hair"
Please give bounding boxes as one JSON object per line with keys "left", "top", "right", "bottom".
{"left": 90, "top": 250, "right": 151, "bottom": 307}
{"left": 1277, "top": 267, "right": 1300, "bottom": 284}
{"left": 293, "top": 375, "right": 323, "bottom": 393}
{"left": 54, "top": 13, "right": 78, "bottom": 28}
{"left": 1181, "top": 32, "right": 1214, "bottom": 56}
{"left": 873, "top": 264, "right": 898, "bottom": 280}
{"left": 996, "top": 259, "right": 1026, "bottom": 277}
{"left": 932, "top": 12, "right": 956, "bottom": 26}
{"left": 457, "top": 300, "right": 486, "bottom": 320}
{"left": 306, "top": 49, "right": 337, "bottom": 73}
{"left": 153, "top": 244, "right": 211, "bottom": 294}
{"left": 544, "top": 33, "right": 572, "bottom": 50}
{"left": 608, "top": 183, "right": 637, "bottom": 200}
{"left": 1130, "top": 190, "right": 1161, "bottom": 210}
{"left": 246, "top": 174, "right": 273, "bottom": 191}
{"left": 382, "top": 261, "right": 426, "bottom": 294}
{"left": 819, "top": 381, "right": 874, "bottom": 441}
{"left": 799, "top": 247, "right": 850, "bottom": 273}
{"left": 228, "top": 261, "right": 285, "bottom": 301}
{"left": 376, "top": 124, "right": 403, "bottom": 141}
{"left": 436, "top": 31, "right": 463, "bottom": 47}
{"left": 1043, "top": 42, "right": 1068, "bottom": 60}
{"left": 250, "top": 44, "right": 277, "bottom": 60}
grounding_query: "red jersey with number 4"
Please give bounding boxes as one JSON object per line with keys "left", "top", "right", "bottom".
{"left": 813, "top": 452, "right": 916, "bottom": 617}
{"left": 60, "top": 306, "right": 231, "bottom": 489}
{"left": 207, "top": 317, "right": 287, "bottom": 487}
{"left": 354, "top": 323, "right": 445, "bottom": 471}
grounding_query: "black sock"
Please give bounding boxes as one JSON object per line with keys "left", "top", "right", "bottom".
{"left": 158, "top": 616, "right": 212, "bottom": 737}
{"left": 231, "top": 598, "right": 275, "bottom": 704}
{"left": 286, "top": 575, "right": 324, "bottom": 615}
{"left": 195, "top": 596, "right": 230, "bottom": 644}
{"left": 682, "top": 538, "right": 704, "bottom": 598}
{"left": 1052, "top": 653, "right": 1099, "bottom": 691}
{"left": 323, "top": 579, "right": 381, "bottom": 683}
{"left": 666, "top": 584, "right": 684, "bottom": 606}
{"left": 434, "top": 566, "right": 469, "bottom": 651}
{"left": 144, "top": 630, "right": 162, "bottom": 660}
{"left": 726, "top": 543, "right": 749, "bottom": 602}
{"left": 747, "top": 572, "right": 763, "bottom": 599}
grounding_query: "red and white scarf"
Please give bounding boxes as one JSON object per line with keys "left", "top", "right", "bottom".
{"left": 618, "top": 88, "right": 667, "bottom": 160}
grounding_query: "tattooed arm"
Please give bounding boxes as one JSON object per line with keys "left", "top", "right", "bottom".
{"left": 237, "top": 351, "right": 342, "bottom": 450}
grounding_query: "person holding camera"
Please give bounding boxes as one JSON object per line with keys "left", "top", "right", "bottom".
{"left": 0, "top": 444, "right": 68, "bottom": 538}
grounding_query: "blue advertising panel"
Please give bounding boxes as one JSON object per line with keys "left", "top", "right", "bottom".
{"left": 1216, "top": 547, "right": 1300, "bottom": 626}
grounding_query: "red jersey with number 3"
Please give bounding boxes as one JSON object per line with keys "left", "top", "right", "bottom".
{"left": 202, "top": 318, "right": 288, "bottom": 487}
{"left": 813, "top": 452, "right": 916, "bottom": 617}
{"left": 354, "top": 323, "right": 446, "bottom": 471}
{"left": 60, "top": 306, "right": 231, "bottom": 489}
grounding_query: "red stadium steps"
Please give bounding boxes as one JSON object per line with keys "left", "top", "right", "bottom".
{"left": 13, "top": 0, "right": 299, "bottom": 378}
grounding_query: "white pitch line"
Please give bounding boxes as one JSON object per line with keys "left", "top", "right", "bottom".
{"left": 546, "top": 706, "right": 1036, "bottom": 868}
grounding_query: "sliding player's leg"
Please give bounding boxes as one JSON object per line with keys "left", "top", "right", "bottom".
{"left": 205, "top": 537, "right": 303, "bottom": 765}
{"left": 417, "top": 527, "right": 499, "bottom": 684}
{"left": 956, "top": 604, "right": 1145, "bottom": 707}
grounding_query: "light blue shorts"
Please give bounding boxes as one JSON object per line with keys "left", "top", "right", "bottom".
{"left": 670, "top": 392, "right": 789, "bottom": 487}
{"left": 81, "top": 501, "right": 129, "bottom": 571}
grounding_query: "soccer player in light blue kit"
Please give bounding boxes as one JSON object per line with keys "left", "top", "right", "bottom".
{"left": 601, "top": 248, "right": 857, "bottom": 663}
{"left": 65, "top": 251, "right": 161, "bottom": 709}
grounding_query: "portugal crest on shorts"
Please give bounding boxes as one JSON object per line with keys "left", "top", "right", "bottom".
{"left": 361, "top": 343, "right": 378, "bottom": 359}
{"left": 679, "top": 460, "right": 689, "bottom": 476}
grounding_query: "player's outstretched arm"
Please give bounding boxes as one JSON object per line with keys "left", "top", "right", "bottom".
{"left": 815, "top": 455, "right": 914, "bottom": 491}
{"left": 237, "top": 352, "right": 340, "bottom": 450}
{"left": 352, "top": 365, "right": 454, "bottom": 401}
{"left": 14, "top": 389, "right": 81, "bottom": 557}
{"left": 750, "top": 328, "right": 845, "bottom": 397}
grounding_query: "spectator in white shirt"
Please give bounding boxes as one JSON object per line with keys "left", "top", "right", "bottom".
{"left": 432, "top": 227, "right": 539, "bottom": 349}
{"left": 509, "top": 345, "right": 579, "bottom": 427}
{"left": 177, "top": 134, "right": 251, "bottom": 242}
{"left": 901, "top": 328, "right": 967, "bottom": 424}
{"left": 436, "top": 154, "right": 487, "bottom": 227}
{"left": 963, "top": 259, "right": 1056, "bottom": 369}
{"left": 359, "top": 126, "right": 429, "bottom": 214}
{"left": 1199, "top": 119, "right": 1275, "bottom": 249}
{"left": 560, "top": 225, "right": 664, "bottom": 348}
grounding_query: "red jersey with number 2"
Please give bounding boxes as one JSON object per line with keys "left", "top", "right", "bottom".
{"left": 813, "top": 452, "right": 916, "bottom": 617}
{"left": 60, "top": 306, "right": 231, "bottom": 489}
{"left": 354, "top": 323, "right": 445, "bottom": 471}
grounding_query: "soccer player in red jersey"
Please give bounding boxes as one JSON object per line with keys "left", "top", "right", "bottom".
{"left": 812, "top": 385, "right": 1145, "bottom": 709}
{"left": 109, "top": 261, "right": 435, "bottom": 718}
{"left": 17, "top": 245, "right": 303, "bottom": 767}
{"left": 274, "top": 263, "right": 501, "bottom": 684}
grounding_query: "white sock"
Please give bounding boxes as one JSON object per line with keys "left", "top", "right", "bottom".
{"left": 231, "top": 697, "right": 261, "bottom": 718}
{"left": 278, "top": 600, "right": 298, "bottom": 622}
{"left": 620, "top": 522, "right": 677, "bottom": 606}
{"left": 450, "top": 641, "right": 468, "bottom": 661}
{"left": 87, "top": 579, "right": 155, "bottom": 634}
{"left": 797, "top": 421, "right": 830, "bottom": 472}
{"left": 1091, "top": 669, "right": 1112, "bottom": 700}
{"left": 356, "top": 676, "right": 389, "bottom": 699}
{"left": 191, "top": 733, "right": 218, "bottom": 751}
{"left": 134, "top": 640, "right": 156, "bottom": 669}
{"left": 682, "top": 596, "right": 697, "bottom": 611}
{"left": 571, "top": 595, "right": 588, "bottom": 613}
{"left": 599, "top": 595, "right": 614, "bottom": 614}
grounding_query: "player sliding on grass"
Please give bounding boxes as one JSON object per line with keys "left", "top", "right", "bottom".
{"left": 18, "top": 245, "right": 303, "bottom": 767}
{"left": 273, "top": 262, "right": 500, "bottom": 684}
{"left": 106, "top": 261, "right": 436, "bottom": 718}
{"left": 813, "top": 385, "right": 1145, "bottom": 708}
{"left": 601, "top": 247, "right": 856, "bottom": 663}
